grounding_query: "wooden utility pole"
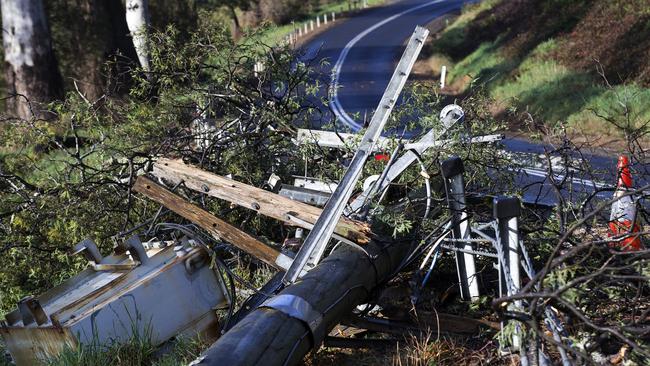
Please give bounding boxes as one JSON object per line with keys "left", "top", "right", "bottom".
{"left": 193, "top": 232, "right": 416, "bottom": 366}
{"left": 1, "top": 0, "right": 63, "bottom": 119}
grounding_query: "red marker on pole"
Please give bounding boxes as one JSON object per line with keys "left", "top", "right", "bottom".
{"left": 374, "top": 153, "right": 390, "bottom": 162}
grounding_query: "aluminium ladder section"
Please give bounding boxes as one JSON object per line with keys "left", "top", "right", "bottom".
{"left": 282, "top": 26, "right": 430, "bottom": 284}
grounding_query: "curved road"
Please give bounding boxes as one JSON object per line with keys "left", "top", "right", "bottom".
{"left": 303, "top": 0, "right": 469, "bottom": 130}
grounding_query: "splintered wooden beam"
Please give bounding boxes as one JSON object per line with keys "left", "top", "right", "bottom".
{"left": 133, "top": 176, "right": 294, "bottom": 271}
{"left": 151, "top": 158, "right": 371, "bottom": 244}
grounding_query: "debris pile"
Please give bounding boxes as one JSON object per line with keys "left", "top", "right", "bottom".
{"left": 2, "top": 26, "right": 647, "bottom": 366}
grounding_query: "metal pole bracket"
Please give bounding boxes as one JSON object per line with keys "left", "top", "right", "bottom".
{"left": 261, "top": 294, "right": 325, "bottom": 343}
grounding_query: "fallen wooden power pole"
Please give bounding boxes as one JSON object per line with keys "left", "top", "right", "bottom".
{"left": 151, "top": 158, "right": 371, "bottom": 245}
{"left": 193, "top": 233, "right": 415, "bottom": 366}
{"left": 133, "top": 177, "right": 294, "bottom": 270}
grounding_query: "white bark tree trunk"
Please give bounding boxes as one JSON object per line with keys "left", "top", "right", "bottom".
{"left": 1, "top": 0, "right": 62, "bottom": 119}
{"left": 125, "top": 0, "right": 151, "bottom": 72}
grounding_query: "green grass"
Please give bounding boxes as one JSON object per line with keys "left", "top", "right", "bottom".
{"left": 426, "top": 0, "right": 499, "bottom": 59}
{"left": 447, "top": 39, "right": 513, "bottom": 85}
{"left": 429, "top": 2, "right": 650, "bottom": 137}
{"left": 567, "top": 83, "right": 650, "bottom": 134}
{"left": 491, "top": 40, "right": 650, "bottom": 132}
{"left": 47, "top": 334, "right": 208, "bottom": 366}
{"left": 259, "top": 0, "right": 387, "bottom": 45}
{"left": 449, "top": 0, "right": 500, "bottom": 31}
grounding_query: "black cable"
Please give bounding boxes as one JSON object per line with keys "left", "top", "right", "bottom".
{"left": 214, "top": 257, "right": 236, "bottom": 332}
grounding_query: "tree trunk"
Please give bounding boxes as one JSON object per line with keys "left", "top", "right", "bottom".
{"left": 1, "top": 0, "right": 63, "bottom": 120}
{"left": 229, "top": 5, "right": 242, "bottom": 40}
{"left": 125, "top": 0, "right": 150, "bottom": 72}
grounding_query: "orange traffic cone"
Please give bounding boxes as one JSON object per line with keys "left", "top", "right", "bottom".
{"left": 608, "top": 155, "right": 643, "bottom": 251}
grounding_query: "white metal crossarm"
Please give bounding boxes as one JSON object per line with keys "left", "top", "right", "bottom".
{"left": 282, "top": 26, "right": 430, "bottom": 285}
{"left": 346, "top": 105, "right": 466, "bottom": 216}
{"left": 295, "top": 128, "right": 503, "bottom": 151}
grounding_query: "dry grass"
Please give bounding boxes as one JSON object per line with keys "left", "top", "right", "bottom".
{"left": 306, "top": 329, "right": 508, "bottom": 366}
{"left": 391, "top": 331, "right": 501, "bottom": 366}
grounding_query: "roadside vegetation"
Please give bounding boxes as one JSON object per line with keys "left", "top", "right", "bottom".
{"left": 259, "top": 0, "right": 387, "bottom": 45}
{"left": 423, "top": 0, "right": 650, "bottom": 145}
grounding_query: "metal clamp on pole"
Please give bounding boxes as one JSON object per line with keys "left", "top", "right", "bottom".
{"left": 260, "top": 294, "right": 325, "bottom": 343}
{"left": 441, "top": 156, "right": 479, "bottom": 301}
{"left": 71, "top": 239, "right": 104, "bottom": 264}
{"left": 493, "top": 196, "right": 522, "bottom": 350}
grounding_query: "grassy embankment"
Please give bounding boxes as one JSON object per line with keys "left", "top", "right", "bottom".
{"left": 421, "top": 0, "right": 650, "bottom": 144}
{"left": 259, "top": 0, "right": 387, "bottom": 45}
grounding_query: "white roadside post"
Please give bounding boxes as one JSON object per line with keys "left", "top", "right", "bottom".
{"left": 304, "top": 23, "right": 308, "bottom": 34}
{"left": 316, "top": 15, "right": 320, "bottom": 28}
{"left": 440, "top": 65, "right": 447, "bottom": 89}
{"left": 298, "top": 27, "right": 302, "bottom": 37}
{"left": 332, "top": 12, "right": 336, "bottom": 22}
{"left": 324, "top": 13, "right": 328, "bottom": 25}
{"left": 441, "top": 156, "right": 480, "bottom": 301}
{"left": 310, "top": 20, "right": 314, "bottom": 31}
{"left": 494, "top": 196, "right": 523, "bottom": 351}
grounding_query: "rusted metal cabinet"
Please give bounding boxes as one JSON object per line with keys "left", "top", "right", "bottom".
{"left": 1, "top": 241, "right": 229, "bottom": 365}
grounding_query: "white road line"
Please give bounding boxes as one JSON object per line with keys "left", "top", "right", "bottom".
{"left": 330, "top": 0, "right": 450, "bottom": 131}
{"left": 520, "top": 167, "right": 650, "bottom": 196}
{"left": 519, "top": 167, "right": 611, "bottom": 191}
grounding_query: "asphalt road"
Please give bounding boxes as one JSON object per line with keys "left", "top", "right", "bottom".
{"left": 303, "top": 0, "right": 470, "bottom": 130}
{"left": 300, "top": 0, "right": 649, "bottom": 207}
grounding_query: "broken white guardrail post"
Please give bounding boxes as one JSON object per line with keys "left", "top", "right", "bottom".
{"left": 441, "top": 156, "right": 479, "bottom": 301}
{"left": 494, "top": 196, "right": 522, "bottom": 350}
{"left": 440, "top": 65, "right": 447, "bottom": 89}
{"left": 282, "top": 26, "right": 430, "bottom": 285}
